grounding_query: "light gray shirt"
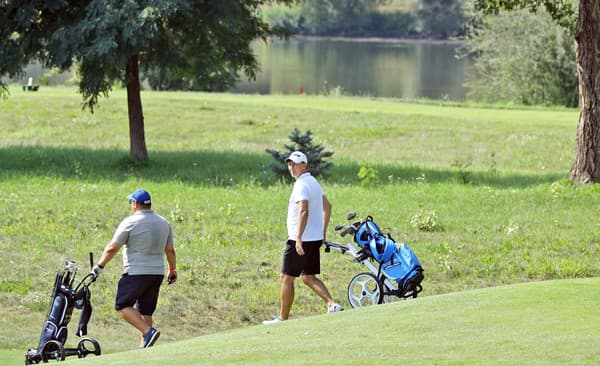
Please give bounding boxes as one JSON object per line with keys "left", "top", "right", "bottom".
{"left": 111, "top": 210, "right": 173, "bottom": 275}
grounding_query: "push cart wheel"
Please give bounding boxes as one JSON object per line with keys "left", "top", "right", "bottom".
{"left": 347, "top": 272, "right": 383, "bottom": 308}
{"left": 77, "top": 337, "right": 101, "bottom": 358}
{"left": 40, "top": 340, "right": 65, "bottom": 362}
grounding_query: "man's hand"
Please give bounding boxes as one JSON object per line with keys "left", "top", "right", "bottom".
{"left": 295, "top": 240, "right": 305, "bottom": 256}
{"left": 91, "top": 264, "right": 103, "bottom": 277}
{"left": 167, "top": 269, "right": 177, "bottom": 284}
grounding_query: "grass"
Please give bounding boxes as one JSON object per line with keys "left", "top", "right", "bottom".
{"left": 44, "top": 278, "right": 600, "bottom": 365}
{"left": 0, "top": 86, "right": 598, "bottom": 361}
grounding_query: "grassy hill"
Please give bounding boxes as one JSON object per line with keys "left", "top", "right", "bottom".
{"left": 19, "top": 278, "right": 600, "bottom": 365}
{"left": 1, "top": 86, "right": 599, "bottom": 362}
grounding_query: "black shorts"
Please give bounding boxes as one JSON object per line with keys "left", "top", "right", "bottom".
{"left": 115, "top": 273, "right": 164, "bottom": 316}
{"left": 281, "top": 240, "right": 323, "bottom": 277}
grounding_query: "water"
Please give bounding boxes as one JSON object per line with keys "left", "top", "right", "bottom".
{"left": 9, "top": 38, "right": 471, "bottom": 101}
{"left": 232, "top": 38, "right": 471, "bottom": 101}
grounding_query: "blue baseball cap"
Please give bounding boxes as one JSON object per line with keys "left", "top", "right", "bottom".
{"left": 126, "top": 189, "right": 151, "bottom": 205}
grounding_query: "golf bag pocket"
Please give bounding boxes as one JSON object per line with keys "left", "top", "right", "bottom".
{"left": 381, "top": 243, "right": 423, "bottom": 293}
{"left": 368, "top": 236, "right": 396, "bottom": 263}
{"left": 39, "top": 292, "right": 70, "bottom": 348}
{"left": 354, "top": 218, "right": 381, "bottom": 248}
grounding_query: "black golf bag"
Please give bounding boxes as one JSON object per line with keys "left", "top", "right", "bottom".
{"left": 25, "top": 254, "right": 101, "bottom": 364}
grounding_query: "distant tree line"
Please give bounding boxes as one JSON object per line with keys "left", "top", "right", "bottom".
{"left": 463, "top": 8, "right": 577, "bottom": 107}
{"left": 262, "top": 0, "right": 467, "bottom": 39}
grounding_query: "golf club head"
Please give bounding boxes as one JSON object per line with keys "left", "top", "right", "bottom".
{"left": 340, "top": 226, "right": 348, "bottom": 236}
{"left": 64, "top": 260, "right": 78, "bottom": 273}
{"left": 334, "top": 224, "right": 344, "bottom": 231}
{"left": 346, "top": 211, "right": 357, "bottom": 221}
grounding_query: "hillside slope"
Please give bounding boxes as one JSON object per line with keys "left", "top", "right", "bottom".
{"left": 57, "top": 278, "right": 600, "bottom": 365}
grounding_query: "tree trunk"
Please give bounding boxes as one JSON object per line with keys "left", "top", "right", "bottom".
{"left": 569, "top": 0, "right": 600, "bottom": 183}
{"left": 126, "top": 54, "right": 148, "bottom": 161}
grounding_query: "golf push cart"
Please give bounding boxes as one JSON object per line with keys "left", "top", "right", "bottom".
{"left": 325, "top": 212, "right": 424, "bottom": 308}
{"left": 25, "top": 253, "right": 101, "bottom": 364}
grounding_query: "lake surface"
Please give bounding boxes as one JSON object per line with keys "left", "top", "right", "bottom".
{"left": 232, "top": 38, "right": 472, "bottom": 101}
{"left": 8, "top": 38, "right": 471, "bottom": 101}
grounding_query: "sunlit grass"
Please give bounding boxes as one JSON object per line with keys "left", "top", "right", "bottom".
{"left": 56, "top": 278, "right": 600, "bottom": 365}
{"left": 0, "top": 86, "right": 597, "bottom": 357}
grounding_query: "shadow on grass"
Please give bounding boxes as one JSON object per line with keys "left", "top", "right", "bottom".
{"left": 0, "top": 146, "right": 565, "bottom": 188}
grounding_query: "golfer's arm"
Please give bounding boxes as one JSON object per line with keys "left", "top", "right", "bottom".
{"left": 296, "top": 200, "right": 309, "bottom": 241}
{"left": 322, "top": 195, "right": 331, "bottom": 239}
{"left": 165, "top": 243, "right": 176, "bottom": 270}
{"left": 98, "top": 242, "right": 121, "bottom": 268}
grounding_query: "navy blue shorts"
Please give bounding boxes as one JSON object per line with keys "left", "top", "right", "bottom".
{"left": 281, "top": 240, "right": 323, "bottom": 277}
{"left": 115, "top": 273, "right": 164, "bottom": 316}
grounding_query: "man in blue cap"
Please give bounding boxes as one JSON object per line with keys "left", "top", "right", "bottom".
{"left": 92, "top": 189, "right": 177, "bottom": 348}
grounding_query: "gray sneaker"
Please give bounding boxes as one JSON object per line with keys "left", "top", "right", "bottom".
{"left": 262, "top": 316, "right": 282, "bottom": 324}
{"left": 142, "top": 327, "right": 160, "bottom": 348}
{"left": 327, "top": 303, "right": 344, "bottom": 313}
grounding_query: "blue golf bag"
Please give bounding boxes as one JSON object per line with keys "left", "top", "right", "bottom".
{"left": 354, "top": 216, "right": 424, "bottom": 297}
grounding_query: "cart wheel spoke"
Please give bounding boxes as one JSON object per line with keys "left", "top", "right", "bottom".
{"left": 347, "top": 272, "right": 383, "bottom": 308}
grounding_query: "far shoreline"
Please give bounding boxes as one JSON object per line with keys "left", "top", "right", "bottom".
{"left": 283, "top": 34, "right": 465, "bottom": 45}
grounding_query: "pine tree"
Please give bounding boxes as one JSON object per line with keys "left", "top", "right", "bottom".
{"left": 265, "top": 129, "right": 334, "bottom": 179}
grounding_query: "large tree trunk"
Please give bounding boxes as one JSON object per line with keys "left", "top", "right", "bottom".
{"left": 126, "top": 54, "right": 148, "bottom": 161}
{"left": 569, "top": 0, "right": 600, "bottom": 183}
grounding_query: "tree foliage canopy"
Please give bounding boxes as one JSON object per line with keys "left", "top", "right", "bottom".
{"left": 463, "top": 8, "right": 577, "bottom": 106}
{"left": 418, "top": 0, "right": 467, "bottom": 38}
{"left": 0, "top": 0, "right": 291, "bottom": 109}
{"left": 474, "top": 0, "right": 577, "bottom": 29}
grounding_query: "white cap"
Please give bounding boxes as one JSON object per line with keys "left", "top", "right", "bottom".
{"left": 285, "top": 151, "right": 308, "bottom": 164}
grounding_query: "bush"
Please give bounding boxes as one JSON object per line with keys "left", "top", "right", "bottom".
{"left": 357, "top": 164, "right": 379, "bottom": 187}
{"left": 410, "top": 209, "right": 439, "bottom": 232}
{"left": 462, "top": 9, "right": 577, "bottom": 107}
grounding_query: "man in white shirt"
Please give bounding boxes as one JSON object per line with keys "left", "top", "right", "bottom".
{"left": 264, "top": 151, "right": 342, "bottom": 324}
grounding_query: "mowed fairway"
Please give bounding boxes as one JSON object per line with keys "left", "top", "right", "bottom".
{"left": 59, "top": 278, "right": 600, "bottom": 365}
{"left": 1, "top": 86, "right": 598, "bottom": 363}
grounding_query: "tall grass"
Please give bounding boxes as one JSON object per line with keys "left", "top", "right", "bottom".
{"left": 1, "top": 86, "right": 597, "bottom": 355}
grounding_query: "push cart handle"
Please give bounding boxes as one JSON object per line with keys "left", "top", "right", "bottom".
{"left": 324, "top": 241, "right": 349, "bottom": 254}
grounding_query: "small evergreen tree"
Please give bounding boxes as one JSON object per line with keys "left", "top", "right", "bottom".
{"left": 266, "top": 129, "right": 333, "bottom": 179}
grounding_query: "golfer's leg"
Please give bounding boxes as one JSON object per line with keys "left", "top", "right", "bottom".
{"left": 139, "top": 315, "right": 153, "bottom": 346}
{"left": 141, "top": 314, "right": 153, "bottom": 328}
{"left": 301, "top": 275, "right": 335, "bottom": 307}
{"left": 279, "top": 273, "right": 295, "bottom": 320}
{"left": 118, "top": 307, "right": 151, "bottom": 336}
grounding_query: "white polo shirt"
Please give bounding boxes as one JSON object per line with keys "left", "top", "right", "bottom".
{"left": 287, "top": 172, "right": 324, "bottom": 241}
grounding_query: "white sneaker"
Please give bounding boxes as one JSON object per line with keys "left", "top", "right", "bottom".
{"left": 327, "top": 303, "right": 344, "bottom": 313}
{"left": 262, "top": 316, "right": 282, "bottom": 324}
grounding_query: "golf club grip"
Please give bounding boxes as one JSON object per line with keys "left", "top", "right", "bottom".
{"left": 89, "top": 252, "right": 93, "bottom": 270}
